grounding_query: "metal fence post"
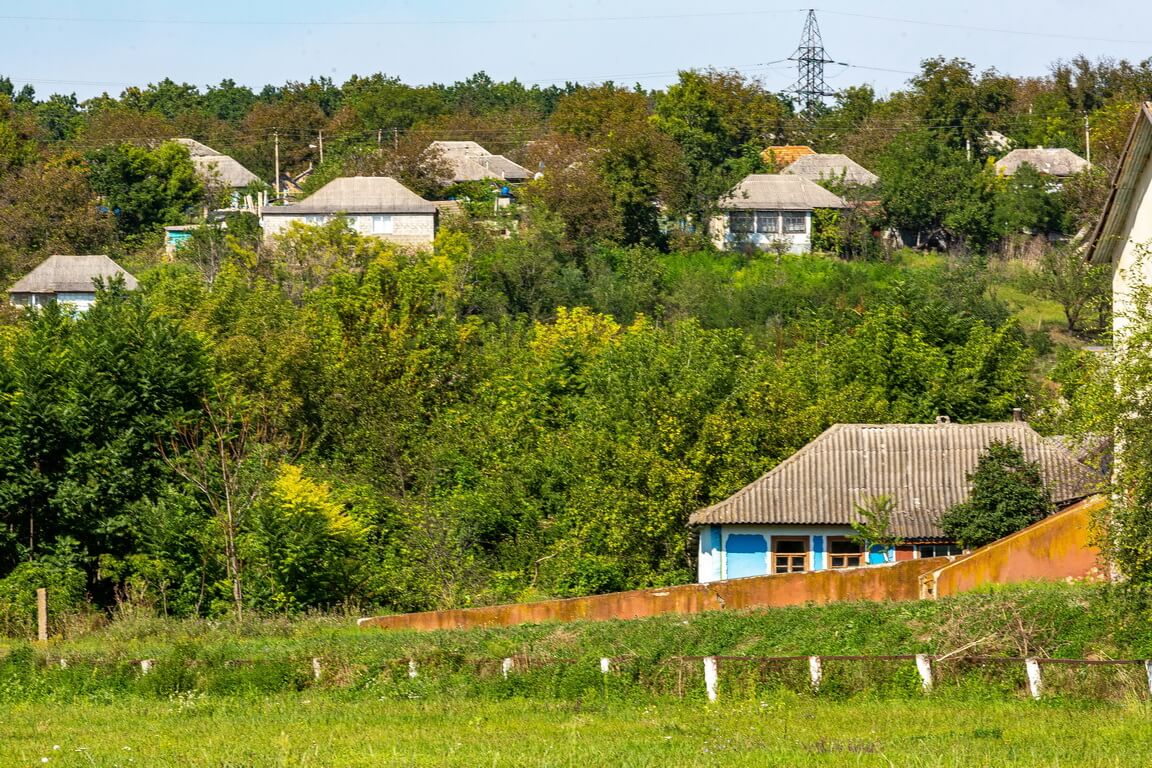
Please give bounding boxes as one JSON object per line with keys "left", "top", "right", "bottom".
{"left": 703, "top": 656, "right": 719, "bottom": 703}
{"left": 915, "top": 654, "right": 934, "bottom": 692}
{"left": 1025, "top": 658, "right": 1042, "bottom": 699}
{"left": 809, "top": 656, "right": 823, "bottom": 693}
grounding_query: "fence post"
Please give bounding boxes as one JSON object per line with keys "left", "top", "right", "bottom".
{"left": 36, "top": 588, "right": 48, "bottom": 641}
{"left": 58, "top": 658, "right": 68, "bottom": 669}
{"left": 915, "top": 654, "right": 934, "bottom": 692}
{"left": 1145, "top": 660, "right": 1152, "bottom": 696}
{"left": 501, "top": 657, "right": 514, "bottom": 679}
{"left": 311, "top": 657, "right": 322, "bottom": 681}
{"left": 1025, "top": 658, "right": 1042, "bottom": 700}
{"left": 408, "top": 659, "right": 418, "bottom": 679}
{"left": 140, "top": 659, "right": 154, "bottom": 675}
{"left": 600, "top": 657, "right": 611, "bottom": 674}
{"left": 703, "top": 656, "right": 719, "bottom": 703}
{"left": 808, "top": 656, "right": 823, "bottom": 693}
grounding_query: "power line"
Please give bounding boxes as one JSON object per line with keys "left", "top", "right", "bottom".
{"left": 790, "top": 9, "right": 836, "bottom": 114}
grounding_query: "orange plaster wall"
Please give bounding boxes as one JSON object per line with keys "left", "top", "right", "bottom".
{"left": 931, "top": 495, "right": 1106, "bottom": 597}
{"left": 358, "top": 557, "right": 945, "bottom": 632}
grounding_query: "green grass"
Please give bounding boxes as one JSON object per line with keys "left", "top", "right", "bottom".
{"left": 1, "top": 694, "right": 1148, "bottom": 767}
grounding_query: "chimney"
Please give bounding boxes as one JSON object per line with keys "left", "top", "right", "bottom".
{"left": 935, "top": 415, "right": 951, "bottom": 425}
{"left": 1012, "top": 408, "right": 1025, "bottom": 422}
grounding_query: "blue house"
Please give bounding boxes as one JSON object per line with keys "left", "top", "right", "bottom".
{"left": 688, "top": 420, "right": 1101, "bottom": 583}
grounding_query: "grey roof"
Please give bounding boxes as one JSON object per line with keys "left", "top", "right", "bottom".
{"left": 261, "top": 176, "right": 437, "bottom": 215}
{"left": 429, "top": 140, "right": 531, "bottom": 183}
{"left": 9, "top": 255, "right": 138, "bottom": 294}
{"left": 994, "top": 148, "right": 1089, "bottom": 177}
{"left": 718, "top": 174, "right": 848, "bottom": 211}
{"left": 782, "top": 153, "right": 879, "bottom": 186}
{"left": 1086, "top": 102, "right": 1152, "bottom": 266}
{"left": 174, "top": 138, "right": 261, "bottom": 188}
{"left": 687, "top": 422, "right": 1102, "bottom": 539}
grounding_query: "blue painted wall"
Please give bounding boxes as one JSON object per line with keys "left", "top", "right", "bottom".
{"left": 725, "top": 533, "right": 768, "bottom": 579}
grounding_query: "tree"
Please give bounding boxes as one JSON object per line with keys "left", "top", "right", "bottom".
{"left": 939, "top": 440, "right": 1052, "bottom": 549}
{"left": 849, "top": 494, "right": 903, "bottom": 561}
{"left": 86, "top": 141, "right": 204, "bottom": 236}
{"left": 1028, "top": 244, "right": 1110, "bottom": 333}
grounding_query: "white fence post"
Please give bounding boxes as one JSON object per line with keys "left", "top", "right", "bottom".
{"left": 915, "top": 654, "right": 934, "bottom": 692}
{"left": 1025, "top": 658, "right": 1043, "bottom": 700}
{"left": 58, "top": 658, "right": 68, "bottom": 669}
{"left": 139, "top": 659, "right": 154, "bottom": 675}
{"left": 703, "top": 656, "right": 719, "bottom": 703}
{"left": 600, "top": 657, "right": 611, "bottom": 674}
{"left": 408, "top": 659, "right": 418, "bottom": 679}
{"left": 1145, "top": 660, "right": 1152, "bottom": 696}
{"left": 501, "top": 657, "right": 514, "bottom": 679}
{"left": 808, "top": 656, "right": 823, "bottom": 692}
{"left": 311, "top": 657, "right": 322, "bottom": 681}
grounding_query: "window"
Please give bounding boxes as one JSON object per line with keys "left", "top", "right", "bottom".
{"left": 917, "top": 544, "right": 963, "bottom": 558}
{"left": 729, "top": 211, "right": 754, "bottom": 233}
{"left": 783, "top": 212, "right": 807, "bottom": 234}
{"left": 372, "top": 215, "right": 394, "bottom": 234}
{"left": 772, "top": 537, "right": 808, "bottom": 574}
{"left": 827, "top": 537, "right": 864, "bottom": 569}
{"left": 303, "top": 215, "right": 329, "bottom": 226}
{"left": 755, "top": 211, "right": 780, "bottom": 234}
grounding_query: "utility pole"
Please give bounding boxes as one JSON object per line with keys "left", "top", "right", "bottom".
{"left": 318, "top": 130, "right": 324, "bottom": 164}
{"left": 789, "top": 9, "right": 835, "bottom": 116}
{"left": 273, "top": 131, "right": 281, "bottom": 197}
{"left": 1084, "top": 113, "right": 1092, "bottom": 166}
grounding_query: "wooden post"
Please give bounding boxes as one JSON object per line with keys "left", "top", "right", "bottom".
{"left": 1025, "top": 658, "right": 1042, "bottom": 699}
{"left": 36, "top": 588, "right": 47, "bottom": 641}
{"left": 808, "top": 656, "right": 823, "bottom": 693}
{"left": 311, "top": 657, "right": 322, "bottom": 681}
{"left": 703, "top": 656, "right": 719, "bottom": 703}
{"left": 915, "top": 654, "right": 934, "bottom": 692}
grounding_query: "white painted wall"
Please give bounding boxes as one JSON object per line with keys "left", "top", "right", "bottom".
{"left": 262, "top": 212, "right": 436, "bottom": 247}
{"left": 1112, "top": 154, "right": 1152, "bottom": 338}
{"left": 709, "top": 211, "right": 812, "bottom": 253}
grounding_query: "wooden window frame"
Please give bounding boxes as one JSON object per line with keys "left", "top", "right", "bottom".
{"left": 826, "top": 536, "right": 864, "bottom": 569}
{"left": 771, "top": 536, "right": 809, "bottom": 574}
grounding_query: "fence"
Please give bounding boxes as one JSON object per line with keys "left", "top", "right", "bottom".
{"left": 22, "top": 651, "right": 1152, "bottom": 703}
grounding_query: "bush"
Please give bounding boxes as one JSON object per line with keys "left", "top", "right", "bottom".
{"left": 0, "top": 561, "right": 86, "bottom": 637}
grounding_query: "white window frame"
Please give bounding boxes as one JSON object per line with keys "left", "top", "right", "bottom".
{"left": 783, "top": 211, "right": 807, "bottom": 234}
{"left": 371, "top": 215, "right": 395, "bottom": 234}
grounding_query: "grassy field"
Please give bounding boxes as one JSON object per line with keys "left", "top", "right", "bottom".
{"left": 2, "top": 694, "right": 1149, "bottom": 767}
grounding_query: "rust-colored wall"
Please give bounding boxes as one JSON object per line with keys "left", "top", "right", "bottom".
{"left": 358, "top": 557, "right": 944, "bottom": 632}
{"left": 932, "top": 495, "right": 1106, "bottom": 597}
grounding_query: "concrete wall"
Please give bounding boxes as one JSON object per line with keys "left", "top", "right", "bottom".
{"left": 359, "top": 557, "right": 945, "bottom": 632}
{"left": 928, "top": 495, "right": 1106, "bottom": 598}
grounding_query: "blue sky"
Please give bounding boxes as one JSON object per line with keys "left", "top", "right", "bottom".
{"left": 3, "top": 0, "right": 1151, "bottom": 100}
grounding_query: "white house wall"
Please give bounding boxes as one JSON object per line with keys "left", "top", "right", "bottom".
{"left": 1113, "top": 153, "right": 1152, "bottom": 338}
{"left": 261, "top": 213, "right": 436, "bottom": 246}
{"left": 709, "top": 212, "right": 813, "bottom": 253}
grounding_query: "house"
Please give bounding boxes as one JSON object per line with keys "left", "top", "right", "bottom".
{"left": 994, "top": 147, "right": 1089, "bottom": 179}
{"left": 712, "top": 174, "right": 847, "bottom": 253}
{"left": 175, "top": 138, "right": 262, "bottom": 195}
{"left": 259, "top": 176, "right": 438, "bottom": 246}
{"left": 429, "top": 141, "right": 532, "bottom": 185}
{"left": 1085, "top": 102, "right": 1152, "bottom": 338}
{"left": 688, "top": 419, "right": 1101, "bottom": 584}
{"left": 8, "top": 254, "right": 138, "bottom": 311}
{"left": 781, "top": 153, "right": 879, "bottom": 187}
{"left": 760, "top": 145, "right": 815, "bottom": 169}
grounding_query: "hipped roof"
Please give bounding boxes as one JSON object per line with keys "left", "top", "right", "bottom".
{"left": 261, "top": 176, "right": 437, "bottom": 215}
{"left": 782, "top": 153, "right": 879, "bottom": 186}
{"left": 173, "top": 138, "right": 261, "bottom": 188}
{"left": 9, "top": 254, "right": 138, "bottom": 294}
{"left": 430, "top": 140, "right": 531, "bottom": 183}
{"left": 718, "top": 174, "right": 848, "bottom": 211}
{"left": 994, "top": 147, "right": 1089, "bottom": 177}
{"left": 687, "top": 422, "right": 1101, "bottom": 539}
{"left": 1086, "top": 102, "right": 1152, "bottom": 265}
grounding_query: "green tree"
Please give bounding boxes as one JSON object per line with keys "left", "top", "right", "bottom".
{"left": 87, "top": 141, "right": 205, "bottom": 236}
{"left": 939, "top": 440, "right": 1053, "bottom": 549}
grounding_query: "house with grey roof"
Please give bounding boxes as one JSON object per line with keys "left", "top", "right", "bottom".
{"left": 174, "top": 138, "right": 262, "bottom": 191}
{"left": 689, "top": 419, "right": 1101, "bottom": 583}
{"left": 994, "top": 147, "right": 1089, "bottom": 179}
{"left": 8, "top": 254, "right": 138, "bottom": 311}
{"left": 430, "top": 141, "right": 532, "bottom": 184}
{"left": 712, "top": 174, "right": 847, "bottom": 253}
{"left": 781, "top": 153, "right": 879, "bottom": 187}
{"left": 259, "top": 176, "right": 438, "bottom": 246}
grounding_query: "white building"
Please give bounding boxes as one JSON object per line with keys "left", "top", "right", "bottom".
{"left": 260, "top": 176, "right": 438, "bottom": 247}
{"left": 8, "top": 254, "right": 138, "bottom": 311}
{"left": 712, "top": 174, "right": 847, "bottom": 253}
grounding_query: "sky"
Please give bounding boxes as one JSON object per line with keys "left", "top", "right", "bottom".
{"left": 2, "top": 0, "right": 1152, "bottom": 101}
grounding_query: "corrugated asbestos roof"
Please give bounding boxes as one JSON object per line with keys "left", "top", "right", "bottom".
{"left": 261, "top": 176, "right": 438, "bottom": 215}
{"left": 994, "top": 147, "right": 1089, "bottom": 177}
{"left": 9, "top": 254, "right": 138, "bottom": 294}
{"left": 173, "top": 138, "right": 261, "bottom": 188}
{"left": 1085, "top": 102, "right": 1152, "bottom": 265}
{"left": 687, "top": 422, "right": 1103, "bottom": 538}
{"left": 429, "top": 140, "right": 531, "bottom": 183}
{"left": 718, "top": 174, "right": 848, "bottom": 210}
{"left": 782, "top": 153, "right": 879, "bottom": 186}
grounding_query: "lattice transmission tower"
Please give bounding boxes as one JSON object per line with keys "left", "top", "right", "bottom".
{"left": 790, "top": 9, "right": 836, "bottom": 114}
